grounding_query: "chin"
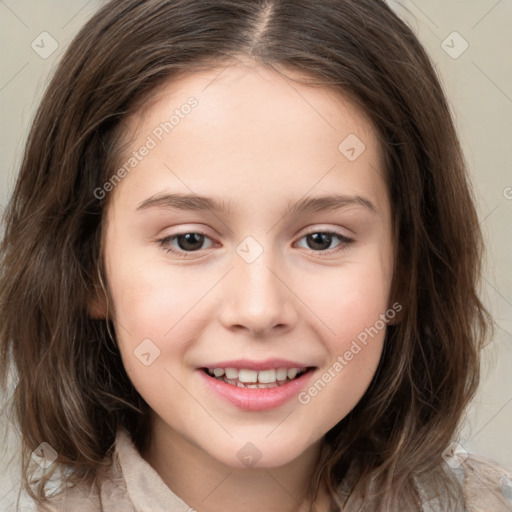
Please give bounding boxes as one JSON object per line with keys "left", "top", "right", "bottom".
{"left": 206, "top": 437, "right": 313, "bottom": 470}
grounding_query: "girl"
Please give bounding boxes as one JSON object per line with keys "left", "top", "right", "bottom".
{"left": 1, "top": 0, "right": 511, "bottom": 510}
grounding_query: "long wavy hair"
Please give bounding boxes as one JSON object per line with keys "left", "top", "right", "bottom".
{"left": 0, "top": 0, "right": 492, "bottom": 510}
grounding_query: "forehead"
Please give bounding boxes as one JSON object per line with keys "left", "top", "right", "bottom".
{"left": 138, "top": 61, "right": 376, "bottom": 140}
{"left": 112, "top": 61, "right": 387, "bottom": 218}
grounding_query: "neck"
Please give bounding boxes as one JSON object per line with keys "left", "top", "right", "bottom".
{"left": 142, "top": 415, "right": 332, "bottom": 512}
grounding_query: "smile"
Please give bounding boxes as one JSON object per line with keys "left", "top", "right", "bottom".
{"left": 202, "top": 367, "right": 309, "bottom": 388}
{"left": 197, "top": 366, "right": 316, "bottom": 411}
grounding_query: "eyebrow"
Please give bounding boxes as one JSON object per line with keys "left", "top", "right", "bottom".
{"left": 136, "top": 192, "right": 377, "bottom": 216}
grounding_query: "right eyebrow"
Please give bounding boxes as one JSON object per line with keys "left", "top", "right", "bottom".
{"left": 136, "top": 193, "right": 233, "bottom": 215}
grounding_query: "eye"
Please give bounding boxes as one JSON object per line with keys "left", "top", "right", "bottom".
{"left": 295, "top": 230, "right": 354, "bottom": 255}
{"left": 157, "top": 229, "right": 354, "bottom": 258}
{"left": 157, "top": 231, "right": 215, "bottom": 257}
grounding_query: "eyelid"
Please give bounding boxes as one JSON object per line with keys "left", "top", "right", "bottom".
{"left": 156, "top": 228, "right": 217, "bottom": 258}
{"left": 294, "top": 229, "right": 354, "bottom": 254}
{"left": 156, "top": 226, "right": 355, "bottom": 258}
{"left": 299, "top": 226, "right": 353, "bottom": 240}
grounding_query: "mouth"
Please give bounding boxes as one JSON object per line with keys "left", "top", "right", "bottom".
{"left": 196, "top": 358, "right": 318, "bottom": 411}
{"left": 198, "top": 365, "right": 317, "bottom": 410}
{"left": 199, "top": 366, "right": 315, "bottom": 389}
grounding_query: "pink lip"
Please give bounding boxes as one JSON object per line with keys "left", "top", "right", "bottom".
{"left": 199, "top": 358, "right": 311, "bottom": 371}
{"left": 197, "top": 367, "right": 316, "bottom": 411}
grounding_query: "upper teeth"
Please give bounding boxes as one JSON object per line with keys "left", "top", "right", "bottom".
{"left": 209, "top": 367, "right": 304, "bottom": 383}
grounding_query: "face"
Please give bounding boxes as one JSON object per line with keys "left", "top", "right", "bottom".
{"left": 100, "top": 60, "right": 395, "bottom": 469}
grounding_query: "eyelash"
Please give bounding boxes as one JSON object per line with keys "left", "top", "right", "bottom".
{"left": 156, "top": 229, "right": 355, "bottom": 258}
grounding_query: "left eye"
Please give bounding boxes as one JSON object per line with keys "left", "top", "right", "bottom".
{"left": 296, "top": 231, "right": 353, "bottom": 253}
{"left": 157, "top": 230, "right": 353, "bottom": 257}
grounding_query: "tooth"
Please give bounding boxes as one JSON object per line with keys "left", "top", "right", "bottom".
{"left": 258, "top": 382, "right": 278, "bottom": 389}
{"left": 276, "top": 368, "right": 288, "bottom": 381}
{"left": 225, "top": 368, "right": 239, "bottom": 379}
{"left": 213, "top": 366, "right": 307, "bottom": 384}
{"left": 237, "top": 381, "right": 245, "bottom": 387}
{"left": 257, "top": 369, "right": 276, "bottom": 383}
{"left": 238, "top": 369, "right": 258, "bottom": 383}
{"left": 246, "top": 384, "right": 258, "bottom": 389}
{"left": 287, "top": 368, "right": 298, "bottom": 379}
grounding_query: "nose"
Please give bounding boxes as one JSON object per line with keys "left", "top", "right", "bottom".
{"left": 218, "top": 247, "right": 298, "bottom": 337}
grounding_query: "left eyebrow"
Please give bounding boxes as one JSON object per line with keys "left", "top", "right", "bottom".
{"left": 136, "top": 192, "right": 377, "bottom": 216}
{"left": 285, "top": 194, "right": 377, "bottom": 216}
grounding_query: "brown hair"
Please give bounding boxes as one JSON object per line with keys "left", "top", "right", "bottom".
{"left": 0, "top": 0, "right": 492, "bottom": 509}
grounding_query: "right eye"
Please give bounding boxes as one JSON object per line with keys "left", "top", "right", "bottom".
{"left": 157, "top": 231, "right": 216, "bottom": 257}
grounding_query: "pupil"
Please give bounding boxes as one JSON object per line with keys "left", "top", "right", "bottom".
{"left": 308, "top": 233, "right": 331, "bottom": 250}
{"left": 178, "top": 233, "right": 204, "bottom": 251}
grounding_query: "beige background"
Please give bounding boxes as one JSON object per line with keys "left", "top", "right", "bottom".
{"left": 1, "top": 0, "right": 511, "bottom": 509}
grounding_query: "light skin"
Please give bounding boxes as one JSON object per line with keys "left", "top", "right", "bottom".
{"left": 96, "top": 59, "right": 395, "bottom": 512}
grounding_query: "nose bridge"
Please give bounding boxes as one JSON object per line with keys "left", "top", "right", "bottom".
{"left": 219, "top": 236, "right": 297, "bottom": 335}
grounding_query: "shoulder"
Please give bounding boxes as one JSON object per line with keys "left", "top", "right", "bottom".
{"left": 36, "top": 473, "right": 134, "bottom": 512}
{"left": 35, "top": 479, "right": 102, "bottom": 512}
{"left": 35, "top": 428, "right": 191, "bottom": 512}
{"left": 35, "top": 444, "right": 134, "bottom": 512}
{"left": 413, "top": 451, "right": 512, "bottom": 511}
{"left": 460, "top": 452, "right": 512, "bottom": 511}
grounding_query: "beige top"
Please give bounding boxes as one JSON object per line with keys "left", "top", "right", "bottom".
{"left": 38, "top": 429, "right": 512, "bottom": 511}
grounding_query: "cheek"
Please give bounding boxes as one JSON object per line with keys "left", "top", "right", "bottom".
{"left": 294, "top": 255, "right": 390, "bottom": 409}
{"left": 106, "top": 247, "right": 201, "bottom": 339}
{"left": 107, "top": 265, "right": 195, "bottom": 413}
{"left": 104, "top": 245, "right": 227, "bottom": 401}
{"left": 301, "top": 255, "right": 391, "bottom": 343}
{"left": 103, "top": 248, "right": 193, "bottom": 385}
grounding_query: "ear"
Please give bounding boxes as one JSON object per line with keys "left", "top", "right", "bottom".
{"left": 88, "top": 288, "right": 107, "bottom": 319}
{"left": 386, "top": 301, "right": 404, "bottom": 325}
{"left": 386, "top": 286, "right": 405, "bottom": 325}
{"left": 386, "top": 270, "right": 405, "bottom": 326}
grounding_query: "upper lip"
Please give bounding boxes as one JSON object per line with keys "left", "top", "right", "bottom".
{"left": 199, "top": 358, "right": 315, "bottom": 371}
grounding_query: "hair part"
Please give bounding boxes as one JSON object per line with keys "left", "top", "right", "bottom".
{"left": 0, "top": 0, "right": 492, "bottom": 509}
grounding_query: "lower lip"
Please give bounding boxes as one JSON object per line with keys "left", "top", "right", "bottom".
{"left": 197, "top": 368, "right": 315, "bottom": 411}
